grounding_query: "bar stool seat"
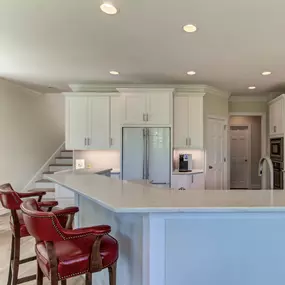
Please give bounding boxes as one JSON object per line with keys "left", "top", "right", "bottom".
{"left": 36, "top": 233, "right": 118, "bottom": 280}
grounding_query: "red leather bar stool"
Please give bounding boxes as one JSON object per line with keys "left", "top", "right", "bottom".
{"left": 0, "top": 183, "right": 79, "bottom": 285}
{"left": 21, "top": 198, "right": 119, "bottom": 285}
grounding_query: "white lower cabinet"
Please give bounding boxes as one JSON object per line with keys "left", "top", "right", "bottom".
{"left": 171, "top": 173, "right": 205, "bottom": 190}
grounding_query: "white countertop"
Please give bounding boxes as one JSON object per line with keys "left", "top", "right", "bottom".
{"left": 172, "top": 169, "right": 204, "bottom": 175}
{"left": 46, "top": 170, "right": 285, "bottom": 213}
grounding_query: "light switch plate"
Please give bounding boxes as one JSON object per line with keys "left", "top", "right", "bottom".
{"left": 75, "top": 159, "right": 85, "bottom": 169}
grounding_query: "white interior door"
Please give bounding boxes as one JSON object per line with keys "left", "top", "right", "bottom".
{"left": 206, "top": 118, "right": 226, "bottom": 190}
{"left": 230, "top": 127, "right": 250, "bottom": 189}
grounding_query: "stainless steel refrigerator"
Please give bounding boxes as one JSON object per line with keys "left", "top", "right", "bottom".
{"left": 122, "top": 127, "right": 171, "bottom": 187}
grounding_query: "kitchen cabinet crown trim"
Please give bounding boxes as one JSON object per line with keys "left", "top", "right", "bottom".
{"left": 268, "top": 94, "right": 285, "bottom": 105}
{"left": 63, "top": 92, "right": 120, "bottom": 97}
{"left": 117, "top": 88, "right": 174, "bottom": 93}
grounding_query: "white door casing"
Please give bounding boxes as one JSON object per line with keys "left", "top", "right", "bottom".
{"left": 230, "top": 126, "right": 251, "bottom": 189}
{"left": 206, "top": 117, "right": 227, "bottom": 190}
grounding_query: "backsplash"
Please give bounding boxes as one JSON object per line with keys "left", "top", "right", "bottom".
{"left": 173, "top": 149, "right": 205, "bottom": 170}
{"left": 74, "top": 150, "right": 120, "bottom": 170}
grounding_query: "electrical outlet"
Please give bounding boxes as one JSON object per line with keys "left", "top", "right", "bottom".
{"left": 75, "top": 159, "right": 85, "bottom": 169}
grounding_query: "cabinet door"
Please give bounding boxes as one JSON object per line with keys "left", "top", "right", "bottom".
{"left": 88, "top": 97, "right": 110, "bottom": 149}
{"left": 121, "top": 93, "right": 146, "bottom": 124}
{"left": 275, "top": 99, "right": 283, "bottom": 135}
{"left": 171, "top": 175, "right": 191, "bottom": 190}
{"left": 147, "top": 92, "right": 172, "bottom": 125}
{"left": 190, "top": 174, "right": 205, "bottom": 190}
{"left": 269, "top": 103, "right": 275, "bottom": 135}
{"left": 173, "top": 96, "right": 189, "bottom": 148}
{"left": 110, "top": 96, "right": 121, "bottom": 150}
{"left": 65, "top": 97, "right": 88, "bottom": 150}
{"left": 188, "top": 96, "right": 204, "bottom": 148}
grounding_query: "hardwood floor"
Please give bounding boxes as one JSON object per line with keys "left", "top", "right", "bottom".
{"left": 0, "top": 214, "right": 84, "bottom": 285}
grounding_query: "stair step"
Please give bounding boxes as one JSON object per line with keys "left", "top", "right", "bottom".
{"left": 49, "top": 164, "right": 73, "bottom": 172}
{"left": 55, "top": 157, "right": 73, "bottom": 164}
{"left": 61, "top": 150, "right": 73, "bottom": 158}
{"left": 35, "top": 179, "right": 55, "bottom": 189}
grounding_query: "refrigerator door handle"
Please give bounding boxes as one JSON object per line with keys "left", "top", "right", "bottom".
{"left": 143, "top": 128, "right": 146, "bottom": 179}
{"left": 147, "top": 128, "right": 150, "bottom": 179}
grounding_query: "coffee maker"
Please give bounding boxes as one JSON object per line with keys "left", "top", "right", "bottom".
{"left": 179, "top": 154, "right": 193, "bottom": 172}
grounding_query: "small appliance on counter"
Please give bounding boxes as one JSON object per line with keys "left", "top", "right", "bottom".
{"left": 179, "top": 154, "right": 193, "bottom": 172}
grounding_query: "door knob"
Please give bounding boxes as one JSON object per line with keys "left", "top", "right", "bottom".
{"left": 209, "top": 165, "right": 213, "bottom": 169}
{"left": 245, "top": 159, "right": 248, "bottom": 162}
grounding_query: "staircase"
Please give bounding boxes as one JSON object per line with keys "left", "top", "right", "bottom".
{"left": 34, "top": 150, "right": 73, "bottom": 199}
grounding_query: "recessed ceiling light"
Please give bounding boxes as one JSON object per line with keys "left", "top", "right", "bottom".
{"left": 109, "top": 70, "right": 119, "bottom": 75}
{"left": 100, "top": 3, "right": 118, "bottom": 15}
{"left": 187, "top": 71, "right": 196, "bottom": 75}
{"left": 183, "top": 24, "right": 197, "bottom": 33}
{"left": 261, "top": 71, "right": 272, "bottom": 76}
{"left": 248, "top": 86, "right": 256, "bottom": 90}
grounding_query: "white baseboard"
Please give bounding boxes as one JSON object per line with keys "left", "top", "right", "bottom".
{"left": 22, "top": 142, "right": 65, "bottom": 192}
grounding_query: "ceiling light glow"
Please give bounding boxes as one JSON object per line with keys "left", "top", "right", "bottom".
{"left": 109, "top": 70, "right": 119, "bottom": 75}
{"left": 100, "top": 3, "right": 118, "bottom": 15}
{"left": 261, "top": 71, "right": 272, "bottom": 76}
{"left": 183, "top": 24, "right": 197, "bottom": 33}
{"left": 187, "top": 71, "right": 196, "bottom": 75}
{"left": 248, "top": 86, "right": 256, "bottom": 90}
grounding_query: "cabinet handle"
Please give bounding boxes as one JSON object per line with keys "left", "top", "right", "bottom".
{"left": 188, "top": 137, "right": 191, "bottom": 146}
{"left": 274, "top": 126, "right": 277, "bottom": 133}
{"left": 84, "top": 138, "right": 87, "bottom": 146}
{"left": 146, "top": 113, "right": 149, "bottom": 121}
{"left": 192, "top": 175, "right": 194, "bottom": 183}
{"left": 186, "top": 138, "right": 188, "bottom": 146}
{"left": 88, "top": 138, "right": 91, "bottom": 145}
{"left": 143, "top": 114, "right": 146, "bottom": 121}
{"left": 110, "top": 138, "right": 113, "bottom": 146}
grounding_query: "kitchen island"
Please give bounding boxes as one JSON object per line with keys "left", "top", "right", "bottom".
{"left": 47, "top": 171, "right": 285, "bottom": 285}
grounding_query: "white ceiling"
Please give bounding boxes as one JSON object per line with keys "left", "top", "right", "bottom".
{"left": 1, "top": 0, "right": 285, "bottom": 94}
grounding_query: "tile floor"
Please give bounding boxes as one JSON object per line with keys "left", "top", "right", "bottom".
{"left": 0, "top": 214, "right": 84, "bottom": 285}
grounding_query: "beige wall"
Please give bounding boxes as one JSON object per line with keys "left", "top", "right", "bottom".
{"left": 0, "top": 79, "right": 65, "bottom": 191}
{"left": 204, "top": 94, "right": 229, "bottom": 118}
{"left": 229, "top": 101, "right": 267, "bottom": 113}
{"left": 229, "top": 116, "right": 261, "bottom": 188}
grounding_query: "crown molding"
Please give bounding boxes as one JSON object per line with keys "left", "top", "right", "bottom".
{"left": 229, "top": 95, "right": 269, "bottom": 102}
{"left": 68, "top": 83, "right": 229, "bottom": 97}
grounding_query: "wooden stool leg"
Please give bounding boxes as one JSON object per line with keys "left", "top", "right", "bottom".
{"left": 61, "top": 280, "right": 67, "bottom": 285}
{"left": 7, "top": 235, "right": 14, "bottom": 285}
{"left": 11, "top": 235, "right": 20, "bottom": 285}
{"left": 85, "top": 272, "right": 92, "bottom": 285}
{"left": 36, "top": 262, "right": 43, "bottom": 285}
{"left": 108, "top": 262, "right": 117, "bottom": 285}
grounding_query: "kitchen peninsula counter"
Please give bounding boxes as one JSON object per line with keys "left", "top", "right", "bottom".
{"left": 46, "top": 172, "right": 285, "bottom": 285}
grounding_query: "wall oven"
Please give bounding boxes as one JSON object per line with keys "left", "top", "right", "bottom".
{"left": 270, "top": 138, "right": 283, "bottom": 161}
{"left": 270, "top": 137, "right": 284, "bottom": 189}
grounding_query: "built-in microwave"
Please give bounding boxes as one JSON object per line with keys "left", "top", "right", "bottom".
{"left": 270, "top": 137, "right": 284, "bottom": 161}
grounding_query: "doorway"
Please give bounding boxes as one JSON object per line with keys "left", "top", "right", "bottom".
{"left": 229, "top": 116, "right": 262, "bottom": 189}
{"left": 206, "top": 116, "right": 227, "bottom": 190}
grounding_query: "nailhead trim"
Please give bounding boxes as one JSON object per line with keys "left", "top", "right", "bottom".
{"left": 58, "top": 270, "right": 88, "bottom": 280}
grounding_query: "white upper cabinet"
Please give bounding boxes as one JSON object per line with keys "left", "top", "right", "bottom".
{"left": 110, "top": 96, "right": 121, "bottom": 150}
{"left": 118, "top": 88, "right": 173, "bottom": 126}
{"left": 269, "top": 95, "right": 284, "bottom": 137}
{"left": 120, "top": 92, "right": 146, "bottom": 124}
{"left": 88, "top": 97, "right": 110, "bottom": 149}
{"left": 174, "top": 96, "right": 189, "bottom": 148}
{"left": 65, "top": 93, "right": 121, "bottom": 150}
{"left": 65, "top": 96, "right": 88, "bottom": 150}
{"left": 174, "top": 94, "right": 204, "bottom": 149}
